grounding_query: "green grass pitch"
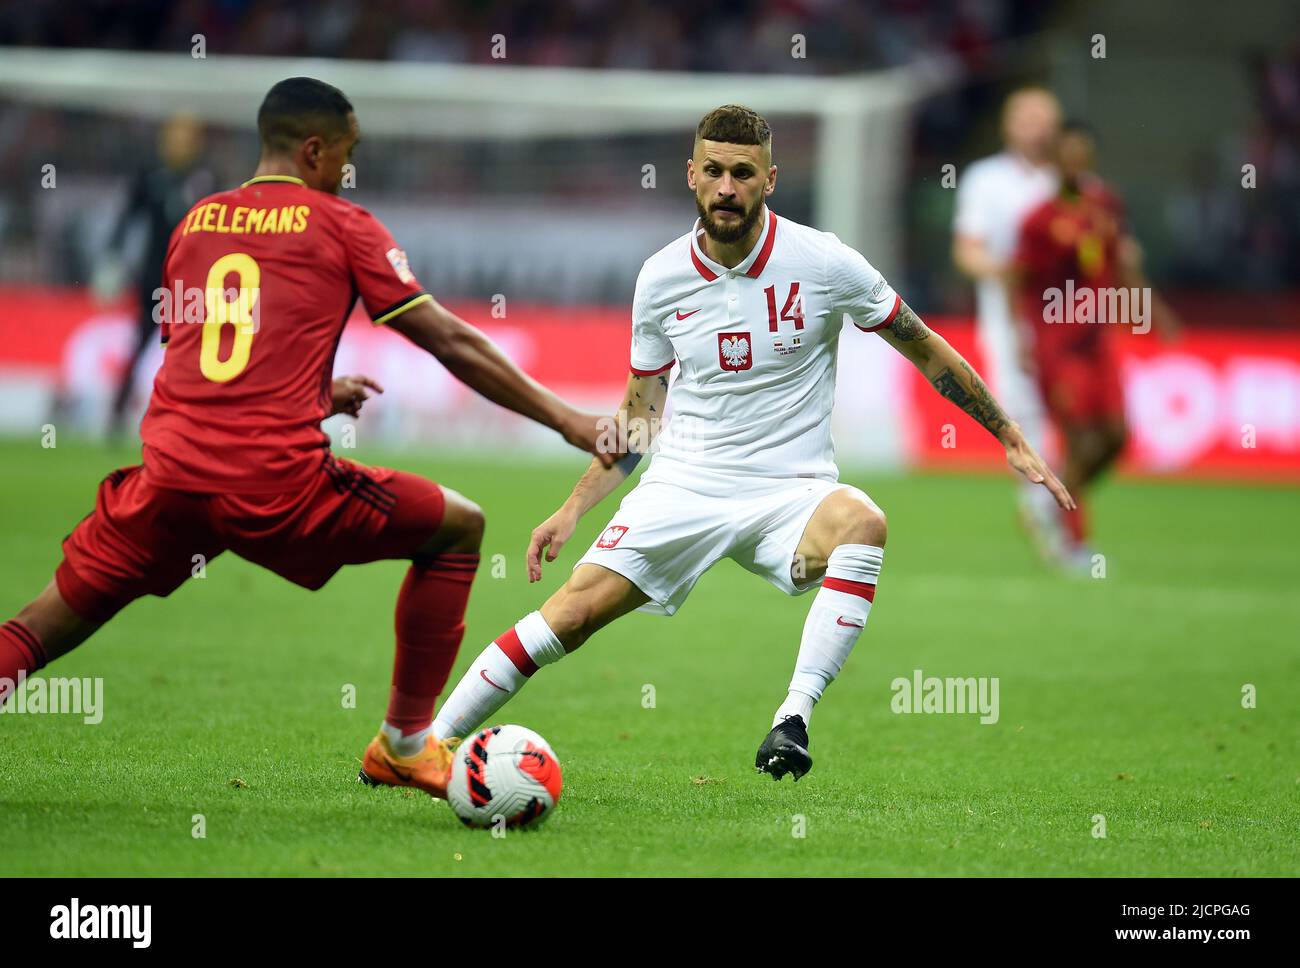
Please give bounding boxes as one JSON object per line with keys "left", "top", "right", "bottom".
{"left": 1, "top": 439, "right": 1296, "bottom": 876}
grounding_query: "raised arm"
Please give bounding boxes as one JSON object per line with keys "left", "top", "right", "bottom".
{"left": 876, "top": 301, "right": 1075, "bottom": 510}
{"left": 526, "top": 368, "right": 670, "bottom": 581}
{"left": 386, "top": 297, "right": 612, "bottom": 465}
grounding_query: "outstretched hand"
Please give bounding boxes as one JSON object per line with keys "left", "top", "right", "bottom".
{"left": 1005, "top": 435, "right": 1075, "bottom": 510}
{"left": 526, "top": 506, "right": 580, "bottom": 583}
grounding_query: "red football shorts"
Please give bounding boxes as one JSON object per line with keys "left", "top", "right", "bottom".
{"left": 1035, "top": 344, "right": 1125, "bottom": 426}
{"left": 56, "top": 456, "right": 446, "bottom": 623}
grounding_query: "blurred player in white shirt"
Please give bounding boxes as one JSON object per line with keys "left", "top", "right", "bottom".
{"left": 431, "top": 105, "right": 1071, "bottom": 784}
{"left": 952, "top": 87, "right": 1064, "bottom": 560}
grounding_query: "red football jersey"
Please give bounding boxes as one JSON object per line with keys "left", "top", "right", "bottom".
{"left": 140, "top": 175, "right": 429, "bottom": 493}
{"left": 1014, "top": 176, "right": 1125, "bottom": 355}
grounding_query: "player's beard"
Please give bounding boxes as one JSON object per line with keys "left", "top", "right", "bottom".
{"left": 696, "top": 193, "right": 764, "bottom": 245}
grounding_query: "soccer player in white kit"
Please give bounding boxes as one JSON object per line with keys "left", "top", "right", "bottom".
{"left": 952, "top": 87, "right": 1065, "bottom": 561}
{"left": 431, "top": 105, "right": 1072, "bottom": 782}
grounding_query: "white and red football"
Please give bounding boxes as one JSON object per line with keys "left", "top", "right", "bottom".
{"left": 446, "top": 724, "right": 563, "bottom": 830}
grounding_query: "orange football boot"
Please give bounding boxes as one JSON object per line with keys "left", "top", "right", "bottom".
{"left": 358, "top": 731, "right": 458, "bottom": 799}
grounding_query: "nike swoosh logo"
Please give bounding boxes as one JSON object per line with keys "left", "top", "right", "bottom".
{"left": 675, "top": 308, "right": 701, "bottom": 320}
{"left": 836, "top": 616, "right": 864, "bottom": 628}
{"left": 385, "top": 759, "right": 413, "bottom": 782}
{"left": 480, "top": 669, "right": 508, "bottom": 693}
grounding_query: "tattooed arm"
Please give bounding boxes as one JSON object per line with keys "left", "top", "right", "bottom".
{"left": 875, "top": 302, "right": 1075, "bottom": 511}
{"left": 526, "top": 369, "right": 671, "bottom": 581}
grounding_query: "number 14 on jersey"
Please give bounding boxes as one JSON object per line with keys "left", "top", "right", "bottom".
{"left": 766, "top": 282, "right": 804, "bottom": 332}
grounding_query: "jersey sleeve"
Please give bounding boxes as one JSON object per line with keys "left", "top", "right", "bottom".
{"left": 343, "top": 207, "right": 432, "bottom": 325}
{"left": 628, "top": 269, "right": 674, "bottom": 375}
{"left": 825, "top": 237, "right": 901, "bottom": 333}
{"left": 952, "top": 162, "right": 992, "bottom": 239}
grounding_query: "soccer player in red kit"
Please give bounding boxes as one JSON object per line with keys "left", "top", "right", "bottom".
{"left": 0, "top": 77, "right": 611, "bottom": 798}
{"left": 1011, "top": 122, "right": 1177, "bottom": 567}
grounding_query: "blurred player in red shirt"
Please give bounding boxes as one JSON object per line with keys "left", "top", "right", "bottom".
{"left": 1012, "top": 122, "right": 1178, "bottom": 569}
{"left": 0, "top": 78, "right": 612, "bottom": 798}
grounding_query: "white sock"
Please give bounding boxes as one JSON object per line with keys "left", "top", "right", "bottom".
{"left": 774, "top": 544, "right": 883, "bottom": 728}
{"left": 432, "top": 611, "right": 564, "bottom": 741}
{"left": 381, "top": 722, "right": 430, "bottom": 758}
{"left": 774, "top": 690, "right": 816, "bottom": 728}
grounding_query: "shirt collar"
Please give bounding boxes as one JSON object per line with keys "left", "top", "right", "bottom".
{"left": 690, "top": 207, "right": 778, "bottom": 281}
{"left": 241, "top": 174, "right": 307, "bottom": 187}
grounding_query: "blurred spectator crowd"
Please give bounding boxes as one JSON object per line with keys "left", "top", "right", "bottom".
{"left": 0, "top": 0, "right": 1296, "bottom": 300}
{"left": 1163, "top": 43, "right": 1300, "bottom": 288}
{"left": 0, "top": 0, "right": 1032, "bottom": 74}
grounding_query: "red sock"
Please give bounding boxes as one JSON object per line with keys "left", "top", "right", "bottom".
{"left": 1, "top": 619, "right": 46, "bottom": 704}
{"left": 386, "top": 553, "right": 479, "bottom": 735}
{"left": 1062, "top": 496, "right": 1089, "bottom": 546}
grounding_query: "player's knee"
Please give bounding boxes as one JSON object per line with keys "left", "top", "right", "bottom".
{"left": 459, "top": 500, "right": 486, "bottom": 549}
{"left": 540, "top": 592, "right": 598, "bottom": 653}
{"left": 435, "top": 490, "right": 485, "bottom": 554}
{"left": 1107, "top": 423, "right": 1128, "bottom": 459}
{"left": 1082, "top": 430, "right": 1114, "bottom": 469}
{"left": 541, "top": 568, "right": 631, "bottom": 653}
{"left": 854, "top": 505, "right": 888, "bottom": 547}
{"left": 831, "top": 491, "right": 887, "bottom": 547}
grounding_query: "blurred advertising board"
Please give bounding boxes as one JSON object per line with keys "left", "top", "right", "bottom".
{"left": 1, "top": 288, "right": 1296, "bottom": 478}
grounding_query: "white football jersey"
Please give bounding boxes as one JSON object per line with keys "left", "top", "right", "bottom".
{"left": 629, "top": 208, "right": 899, "bottom": 493}
{"left": 952, "top": 151, "right": 1057, "bottom": 349}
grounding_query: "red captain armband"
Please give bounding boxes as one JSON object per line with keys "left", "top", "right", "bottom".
{"left": 854, "top": 293, "right": 902, "bottom": 333}
{"left": 630, "top": 360, "right": 674, "bottom": 376}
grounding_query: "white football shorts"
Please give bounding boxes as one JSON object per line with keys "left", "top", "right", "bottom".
{"left": 574, "top": 473, "right": 848, "bottom": 616}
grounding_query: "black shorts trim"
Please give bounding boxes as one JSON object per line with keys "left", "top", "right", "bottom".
{"left": 322, "top": 455, "right": 397, "bottom": 516}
